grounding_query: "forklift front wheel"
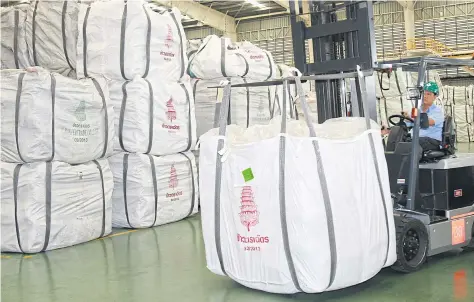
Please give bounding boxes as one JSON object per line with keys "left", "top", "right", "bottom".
{"left": 392, "top": 216, "right": 429, "bottom": 273}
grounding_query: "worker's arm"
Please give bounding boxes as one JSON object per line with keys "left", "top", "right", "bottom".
{"left": 429, "top": 107, "right": 444, "bottom": 126}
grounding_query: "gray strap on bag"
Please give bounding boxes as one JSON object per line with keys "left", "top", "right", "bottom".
{"left": 278, "top": 80, "right": 303, "bottom": 292}
{"left": 213, "top": 82, "right": 232, "bottom": 276}
{"left": 236, "top": 53, "right": 249, "bottom": 77}
{"left": 13, "top": 9, "right": 20, "bottom": 68}
{"left": 170, "top": 10, "right": 185, "bottom": 79}
{"left": 180, "top": 83, "right": 193, "bottom": 152}
{"left": 355, "top": 71, "right": 391, "bottom": 267}
{"left": 118, "top": 81, "right": 132, "bottom": 153}
{"left": 82, "top": 4, "right": 92, "bottom": 77}
{"left": 243, "top": 78, "right": 250, "bottom": 127}
{"left": 180, "top": 152, "right": 196, "bottom": 218}
{"left": 120, "top": 0, "right": 130, "bottom": 80}
{"left": 40, "top": 162, "right": 53, "bottom": 252}
{"left": 91, "top": 78, "right": 109, "bottom": 158}
{"left": 122, "top": 153, "right": 134, "bottom": 228}
{"left": 220, "top": 38, "right": 228, "bottom": 78}
{"left": 264, "top": 51, "right": 273, "bottom": 81}
{"left": 141, "top": 3, "right": 151, "bottom": 78}
{"left": 13, "top": 164, "right": 25, "bottom": 253}
{"left": 31, "top": 0, "right": 39, "bottom": 65}
{"left": 93, "top": 160, "right": 107, "bottom": 237}
{"left": 147, "top": 155, "right": 159, "bottom": 228}
{"left": 47, "top": 74, "right": 57, "bottom": 162}
{"left": 295, "top": 77, "right": 337, "bottom": 291}
{"left": 144, "top": 79, "right": 154, "bottom": 154}
{"left": 14, "top": 73, "right": 26, "bottom": 163}
{"left": 61, "top": 1, "right": 74, "bottom": 71}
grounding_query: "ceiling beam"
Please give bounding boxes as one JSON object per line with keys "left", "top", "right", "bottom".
{"left": 153, "top": 0, "right": 237, "bottom": 40}
{"left": 271, "top": 0, "right": 310, "bottom": 24}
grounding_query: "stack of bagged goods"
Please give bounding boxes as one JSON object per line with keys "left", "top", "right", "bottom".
{"left": 274, "top": 64, "right": 318, "bottom": 123}
{"left": 442, "top": 85, "right": 474, "bottom": 142}
{"left": 188, "top": 35, "right": 279, "bottom": 138}
{"left": 77, "top": 0, "right": 198, "bottom": 228}
{"left": 1, "top": 67, "right": 115, "bottom": 253}
{"left": 0, "top": 1, "right": 30, "bottom": 69}
{"left": 375, "top": 68, "right": 414, "bottom": 128}
{"left": 198, "top": 83, "right": 396, "bottom": 294}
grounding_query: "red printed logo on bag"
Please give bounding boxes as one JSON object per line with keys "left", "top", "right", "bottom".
{"left": 165, "top": 24, "right": 173, "bottom": 48}
{"left": 167, "top": 164, "right": 182, "bottom": 201}
{"left": 162, "top": 98, "right": 181, "bottom": 131}
{"left": 166, "top": 98, "right": 177, "bottom": 122}
{"left": 237, "top": 186, "right": 269, "bottom": 251}
{"left": 169, "top": 164, "right": 178, "bottom": 189}
{"left": 239, "top": 186, "right": 259, "bottom": 231}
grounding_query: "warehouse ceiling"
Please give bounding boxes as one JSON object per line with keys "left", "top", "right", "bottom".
{"left": 196, "top": 0, "right": 287, "bottom": 18}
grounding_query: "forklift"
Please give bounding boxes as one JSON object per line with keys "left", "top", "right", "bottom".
{"left": 288, "top": 0, "right": 474, "bottom": 273}
{"left": 226, "top": 0, "right": 474, "bottom": 273}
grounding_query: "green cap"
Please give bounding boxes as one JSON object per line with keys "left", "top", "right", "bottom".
{"left": 423, "top": 81, "right": 439, "bottom": 95}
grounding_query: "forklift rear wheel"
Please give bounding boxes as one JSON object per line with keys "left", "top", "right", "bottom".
{"left": 392, "top": 216, "right": 429, "bottom": 273}
{"left": 464, "top": 222, "right": 474, "bottom": 251}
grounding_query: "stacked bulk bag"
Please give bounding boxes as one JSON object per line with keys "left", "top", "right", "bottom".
{"left": 1, "top": 68, "right": 115, "bottom": 253}
{"left": 1, "top": 68, "right": 114, "bottom": 164}
{"left": 0, "top": 2, "right": 30, "bottom": 69}
{"left": 192, "top": 77, "right": 274, "bottom": 138}
{"left": 109, "top": 76, "right": 196, "bottom": 155}
{"left": 443, "top": 85, "right": 474, "bottom": 143}
{"left": 199, "top": 82, "right": 396, "bottom": 294}
{"left": 1, "top": 159, "right": 113, "bottom": 253}
{"left": 77, "top": 0, "right": 187, "bottom": 81}
{"left": 187, "top": 35, "right": 276, "bottom": 81}
{"left": 109, "top": 152, "right": 199, "bottom": 228}
{"left": 25, "top": 0, "right": 82, "bottom": 77}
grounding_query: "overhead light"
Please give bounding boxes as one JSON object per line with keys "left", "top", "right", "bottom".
{"left": 246, "top": 0, "right": 267, "bottom": 9}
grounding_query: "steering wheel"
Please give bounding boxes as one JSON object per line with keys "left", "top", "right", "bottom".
{"left": 388, "top": 114, "right": 414, "bottom": 126}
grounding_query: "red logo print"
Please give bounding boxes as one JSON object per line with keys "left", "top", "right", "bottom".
{"left": 166, "top": 98, "right": 177, "bottom": 122}
{"left": 169, "top": 164, "right": 178, "bottom": 189}
{"left": 165, "top": 24, "right": 173, "bottom": 49}
{"left": 239, "top": 186, "right": 259, "bottom": 231}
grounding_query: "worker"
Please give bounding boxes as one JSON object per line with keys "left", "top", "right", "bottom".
{"left": 404, "top": 81, "right": 445, "bottom": 152}
{"left": 382, "top": 81, "right": 444, "bottom": 153}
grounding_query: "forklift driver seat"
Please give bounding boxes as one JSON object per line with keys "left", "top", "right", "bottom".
{"left": 422, "top": 115, "right": 455, "bottom": 160}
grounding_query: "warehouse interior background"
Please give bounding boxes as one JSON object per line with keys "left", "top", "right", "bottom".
{"left": 154, "top": 0, "right": 474, "bottom": 85}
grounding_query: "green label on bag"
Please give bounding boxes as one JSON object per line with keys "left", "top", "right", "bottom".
{"left": 242, "top": 168, "right": 254, "bottom": 182}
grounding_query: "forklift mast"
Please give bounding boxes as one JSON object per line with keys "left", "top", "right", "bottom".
{"left": 289, "top": 0, "right": 378, "bottom": 123}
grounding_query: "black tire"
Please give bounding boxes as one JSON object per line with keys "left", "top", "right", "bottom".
{"left": 463, "top": 222, "right": 474, "bottom": 251}
{"left": 391, "top": 215, "right": 429, "bottom": 273}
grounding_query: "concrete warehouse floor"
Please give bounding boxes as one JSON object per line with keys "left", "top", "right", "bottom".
{"left": 2, "top": 144, "right": 474, "bottom": 302}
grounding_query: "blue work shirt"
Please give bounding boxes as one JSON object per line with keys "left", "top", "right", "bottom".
{"left": 407, "top": 103, "right": 444, "bottom": 141}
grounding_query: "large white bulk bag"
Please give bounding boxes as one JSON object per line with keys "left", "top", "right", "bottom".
{"left": 452, "top": 105, "right": 473, "bottom": 125}
{"left": 199, "top": 84, "right": 396, "bottom": 294}
{"left": 1, "top": 159, "right": 113, "bottom": 253}
{"left": 375, "top": 68, "right": 413, "bottom": 99}
{"left": 77, "top": 0, "right": 187, "bottom": 81}
{"left": 188, "top": 35, "right": 276, "bottom": 81}
{"left": 109, "top": 152, "right": 199, "bottom": 228}
{"left": 109, "top": 76, "right": 196, "bottom": 155}
{"left": 192, "top": 77, "right": 275, "bottom": 138}
{"left": 1, "top": 68, "right": 114, "bottom": 164}
{"left": 25, "top": 0, "right": 80, "bottom": 77}
{"left": 455, "top": 123, "right": 474, "bottom": 143}
{"left": 0, "top": 3, "right": 31, "bottom": 69}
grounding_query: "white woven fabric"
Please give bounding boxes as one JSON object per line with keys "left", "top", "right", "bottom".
{"left": 1, "top": 68, "right": 114, "bottom": 164}
{"left": 0, "top": 3, "right": 30, "bottom": 69}
{"left": 1, "top": 159, "right": 113, "bottom": 253}
{"left": 109, "top": 152, "right": 199, "bottom": 228}
{"left": 25, "top": 0, "right": 80, "bottom": 77}
{"left": 109, "top": 75, "right": 196, "bottom": 155}
{"left": 77, "top": 1, "right": 187, "bottom": 81}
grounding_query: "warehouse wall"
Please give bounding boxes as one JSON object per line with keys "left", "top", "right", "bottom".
{"left": 185, "top": 1, "right": 473, "bottom": 79}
